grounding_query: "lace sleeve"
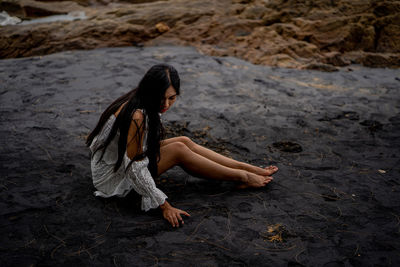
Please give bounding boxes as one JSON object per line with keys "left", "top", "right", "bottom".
{"left": 124, "top": 154, "right": 167, "bottom": 211}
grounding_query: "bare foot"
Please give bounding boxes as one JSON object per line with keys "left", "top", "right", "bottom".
{"left": 249, "top": 165, "right": 278, "bottom": 176}
{"left": 237, "top": 172, "right": 273, "bottom": 189}
{"left": 264, "top": 165, "right": 278, "bottom": 176}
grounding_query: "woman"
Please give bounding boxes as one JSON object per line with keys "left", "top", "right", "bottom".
{"left": 86, "top": 64, "right": 278, "bottom": 227}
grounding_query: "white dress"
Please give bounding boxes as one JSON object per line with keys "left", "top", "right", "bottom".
{"left": 89, "top": 110, "right": 167, "bottom": 211}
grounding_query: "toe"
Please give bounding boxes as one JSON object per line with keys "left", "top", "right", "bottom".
{"left": 265, "top": 166, "right": 278, "bottom": 173}
{"left": 264, "top": 179, "right": 272, "bottom": 185}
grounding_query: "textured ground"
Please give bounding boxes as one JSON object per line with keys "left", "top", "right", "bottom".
{"left": 0, "top": 46, "right": 400, "bottom": 266}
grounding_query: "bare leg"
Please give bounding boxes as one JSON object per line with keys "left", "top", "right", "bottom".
{"left": 157, "top": 142, "right": 273, "bottom": 188}
{"left": 161, "top": 136, "right": 278, "bottom": 176}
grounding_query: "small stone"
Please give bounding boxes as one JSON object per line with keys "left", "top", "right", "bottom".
{"left": 155, "top": 22, "right": 170, "bottom": 33}
{"left": 378, "top": 169, "right": 386, "bottom": 174}
{"left": 272, "top": 141, "right": 302, "bottom": 153}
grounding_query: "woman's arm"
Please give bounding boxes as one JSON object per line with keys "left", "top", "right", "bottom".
{"left": 124, "top": 111, "right": 190, "bottom": 227}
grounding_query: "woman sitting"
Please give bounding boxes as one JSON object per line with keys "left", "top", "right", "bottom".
{"left": 86, "top": 64, "right": 278, "bottom": 227}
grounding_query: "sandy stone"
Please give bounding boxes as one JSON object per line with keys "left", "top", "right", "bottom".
{"left": 155, "top": 22, "right": 170, "bottom": 33}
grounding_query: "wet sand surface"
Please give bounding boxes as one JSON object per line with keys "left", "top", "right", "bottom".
{"left": 1, "top": 46, "right": 400, "bottom": 266}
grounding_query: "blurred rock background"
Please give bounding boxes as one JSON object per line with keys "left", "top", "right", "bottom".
{"left": 1, "top": 0, "right": 399, "bottom": 70}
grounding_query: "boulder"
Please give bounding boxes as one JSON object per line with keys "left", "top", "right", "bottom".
{"left": 0, "top": 0, "right": 83, "bottom": 19}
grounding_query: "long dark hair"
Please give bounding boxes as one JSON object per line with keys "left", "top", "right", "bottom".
{"left": 86, "top": 64, "right": 180, "bottom": 177}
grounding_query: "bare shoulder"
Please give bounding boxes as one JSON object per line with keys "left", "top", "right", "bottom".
{"left": 127, "top": 109, "right": 146, "bottom": 145}
{"left": 132, "top": 109, "right": 145, "bottom": 123}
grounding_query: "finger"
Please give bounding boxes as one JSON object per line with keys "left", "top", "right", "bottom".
{"left": 170, "top": 215, "right": 178, "bottom": 227}
{"left": 168, "top": 216, "right": 175, "bottom": 227}
{"left": 173, "top": 215, "right": 179, "bottom": 227}
{"left": 182, "top": 211, "right": 191, "bottom": 217}
{"left": 177, "top": 214, "right": 183, "bottom": 222}
{"left": 176, "top": 214, "right": 184, "bottom": 225}
{"left": 168, "top": 217, "right": 175, "bottom": 227}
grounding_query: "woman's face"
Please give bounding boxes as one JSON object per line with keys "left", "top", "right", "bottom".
{"left": 160, "top": 85, "right": 177, "bottom": 113}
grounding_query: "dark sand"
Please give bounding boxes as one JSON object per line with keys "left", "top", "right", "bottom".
{"left": 1, "top": 46, "right": 400, "bottom": 266}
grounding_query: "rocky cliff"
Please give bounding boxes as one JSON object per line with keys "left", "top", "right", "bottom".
{"left": 1, "top": 0, "right": 399, "bottom": 70}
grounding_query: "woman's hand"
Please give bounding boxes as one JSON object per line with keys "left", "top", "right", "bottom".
{"left": 160, "top": 201, "right": 190, "bottom": 227}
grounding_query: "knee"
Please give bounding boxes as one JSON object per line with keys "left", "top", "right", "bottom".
{"left": 171, "top": 141, "right": 191, "bottom": 157}
{"left": 176, "top": 136, "right": 195, "bottom": 148}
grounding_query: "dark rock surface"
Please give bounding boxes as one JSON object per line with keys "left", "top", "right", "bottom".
{"left": 1, "top": 46, "right": 400, "bottom": 266}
